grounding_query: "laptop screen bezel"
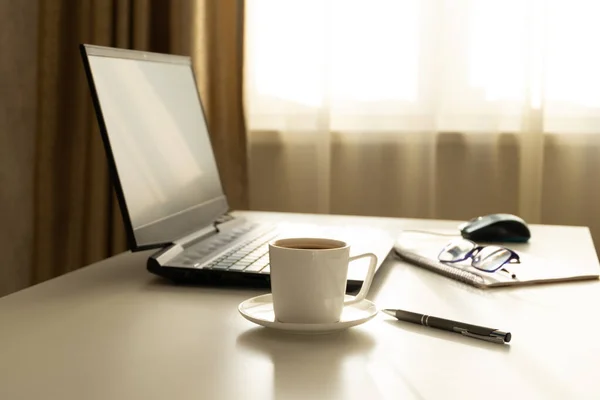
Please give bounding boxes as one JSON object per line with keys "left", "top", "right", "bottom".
{"left": 80, "top": 44, "right": 229, "bottom": 251}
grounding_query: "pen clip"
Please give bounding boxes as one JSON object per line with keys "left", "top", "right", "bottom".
{"left": 453, "top": 327, "right": 506, "bottom": 344}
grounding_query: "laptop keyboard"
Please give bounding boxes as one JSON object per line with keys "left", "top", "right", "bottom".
{"left": 168, "top": 222, "right": 391, "bottom": 275}
{"left": 170, "top": 225, "right": 279, "bottom": 274}
{"left": 206, "top": 229, "right": 279, "bottom": 274}
{"left": 180, "top": 223, "right": 263, "bottom": 264}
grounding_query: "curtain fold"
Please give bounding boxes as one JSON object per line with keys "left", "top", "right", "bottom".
{"left": 203, "top": 0, "right": 249, "bottom": 210}
{"left": 0, "top": 0, "right": 39, "bottom": 297}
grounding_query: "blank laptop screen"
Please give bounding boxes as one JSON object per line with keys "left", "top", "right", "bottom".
{"left": 85, "top": 47, "right": 228, "bottom": 247}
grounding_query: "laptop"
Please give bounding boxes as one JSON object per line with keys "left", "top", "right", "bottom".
{"left": 79, "top": 44, "right": 393, "bottom": 290}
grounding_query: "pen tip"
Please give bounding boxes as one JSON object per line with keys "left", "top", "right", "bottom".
{"left": 382, "top": 309, "right": 395, "bottom": 317}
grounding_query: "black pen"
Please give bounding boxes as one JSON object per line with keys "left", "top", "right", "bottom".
{"left": 383, "top": 309, "right": 512, "bottom": 344}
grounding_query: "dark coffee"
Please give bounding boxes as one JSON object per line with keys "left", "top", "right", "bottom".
{"left": 280, "top": 244, "right": 339, "bottom": 250}
{"left": 272, "top": 238, "right": 347, "bottom": 250}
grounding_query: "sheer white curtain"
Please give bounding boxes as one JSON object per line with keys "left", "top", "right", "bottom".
{"left": 244, "top": 0, "right": 600, "bottom": 246}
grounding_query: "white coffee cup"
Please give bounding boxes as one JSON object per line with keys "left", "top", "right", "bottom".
{"left": 268, "top": 237, "right": 378, "bottom": 324}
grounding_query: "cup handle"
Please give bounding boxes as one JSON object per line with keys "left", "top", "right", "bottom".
{"left": 344, "top": 252, "right": 378, "bottom": 306}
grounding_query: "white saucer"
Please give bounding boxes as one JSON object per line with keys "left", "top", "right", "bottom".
{"left": 238, "top": 294, "right": 378, "bottom": 334}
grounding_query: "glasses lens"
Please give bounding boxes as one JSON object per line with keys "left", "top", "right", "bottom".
{"left": 438, "top": 239, "right": 476, "bottom": 262}
{"left": 471, "top": 246, "right": 513, "bottom": 272}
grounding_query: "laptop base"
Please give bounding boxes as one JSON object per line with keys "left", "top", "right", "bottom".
{"left": 147, "top": 262, "right": 364, "bottom": 293}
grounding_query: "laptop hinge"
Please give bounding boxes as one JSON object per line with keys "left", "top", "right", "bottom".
{"left": 214, "top": 214, "right": 247, "bottom": 233}
{"left": 154, "top": 215, "right": 247, "bottom": 265}
{"left": 154, "top": 224, "right": 218, "bottom": 265}
{"left": 171, "top": 213, "right": 247, "bottom": 247}
{"left": 173, "top": 224, "right": 219, "bottom": 248}
{"left": 154, "top": 243, "right": 185, "bottom": 265}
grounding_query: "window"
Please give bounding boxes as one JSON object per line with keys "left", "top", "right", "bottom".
{"left": 245, "top": 0, "right": 600, "bottom": 133}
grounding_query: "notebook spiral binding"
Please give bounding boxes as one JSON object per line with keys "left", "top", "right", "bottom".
{"left": 396, "top": 250, "right": 486, "bottom": 288}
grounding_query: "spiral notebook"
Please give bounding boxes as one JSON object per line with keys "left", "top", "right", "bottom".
{"left": 394, "top": 231, "right": 600, "bottom": 288}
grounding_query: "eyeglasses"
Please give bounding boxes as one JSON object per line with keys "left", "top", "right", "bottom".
{"left": 438, "top": 239, "right": 520, "bottom": 276}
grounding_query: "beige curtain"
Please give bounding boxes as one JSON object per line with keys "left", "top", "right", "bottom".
{"left": 0, "top": 0, "right": 247, "bottom": 297}
{"left": 1, "top": 0, "right": 39, "bottom": 297}
{"left": 244, "top": 1, "right": 600, "bottom": 251}
{"left": 202, "top": 0, "right": 249, "bottom": 210}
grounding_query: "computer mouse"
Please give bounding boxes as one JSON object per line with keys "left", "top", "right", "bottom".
{"left": 459, "top": 213, "right": 531, "bottom": 243}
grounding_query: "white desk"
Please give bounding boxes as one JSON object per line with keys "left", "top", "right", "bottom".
{"left": 1, "top": 211, "right": 599, "bottom": 400}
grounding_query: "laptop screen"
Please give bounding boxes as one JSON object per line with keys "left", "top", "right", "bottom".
{"left": 81, "top": 45, "right": 229, "bottom": 249}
